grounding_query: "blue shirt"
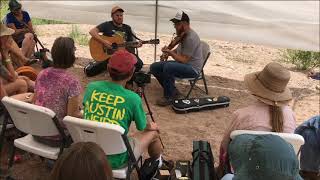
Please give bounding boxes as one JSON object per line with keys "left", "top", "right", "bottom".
{"left": 6, "top": 11, "right": 31, "bottom": 29}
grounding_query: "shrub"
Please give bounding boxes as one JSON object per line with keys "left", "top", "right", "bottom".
{"left": 0, "top": 1, "right": 9, "bottom": 20}
{"left": 282, "top": 49, "right": 320, "bottom": 70}
{"left": 68, "top": 25, "right": 89, "bottom": 46}
{"left": 32, "top": 18, "right": 67, "bottom": 25}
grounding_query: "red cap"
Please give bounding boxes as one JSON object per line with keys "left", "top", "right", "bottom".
{"left": 108, "top": 50, "right": 137, "bottom": 73}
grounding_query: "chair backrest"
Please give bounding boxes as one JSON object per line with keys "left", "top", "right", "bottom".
{"left": 1, "top": 96, "right": 60, "bottom": 136}
{"left": 200, "top": 41, "right": 211, "bottom": 71}
{"left": 63, "top": 116, "right": 127, "bottom": 155}
{"left": 230, "top": 130, "right": 305, "bottom": 154}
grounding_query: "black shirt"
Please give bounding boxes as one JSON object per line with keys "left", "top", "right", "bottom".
{"left": 97, "top": 21, "right": 138, "bottom": 53}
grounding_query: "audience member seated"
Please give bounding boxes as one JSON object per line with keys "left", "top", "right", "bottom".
{"left": 1, "top": 24, "right": 34, "bottom": 97}
{"left": 221, "top": 134, "right": 303, "bottom": 180}
{"left": 83, "top": 50, "right": 163, "bottom": 169}
{"left": 0, "top": 23, "right": 33, "bottom": 67}
{"left": 49, "top": 142, "right": 113, "bottom": 180}
{"left": 295, "top": 115, "right": 320, "bottom": 180}
{"left": 33, "top": 37, "right": 82, "bottom": 146}
{"left": 6, "top": 0, "right": 36, "bottom": 61}
{"left": 218, "top": 62, "right": 297, "bottom": 175}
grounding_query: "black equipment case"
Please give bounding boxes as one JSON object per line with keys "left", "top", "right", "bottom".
{"left": 171, "top": 96, "right": 230, "bottom": 113}
{"left": 84, "top": 60, "right": 108, "bottom": 77}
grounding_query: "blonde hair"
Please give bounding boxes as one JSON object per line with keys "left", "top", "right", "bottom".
{"left": 269, "top": 105, "right": 284, "bottom": 132}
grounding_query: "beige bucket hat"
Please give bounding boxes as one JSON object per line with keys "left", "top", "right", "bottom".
{"left": 244, "top": 62, "right": 292, "bottom": 106}
{"left": 0, "top": 23, "right": 15, "bottom": 37}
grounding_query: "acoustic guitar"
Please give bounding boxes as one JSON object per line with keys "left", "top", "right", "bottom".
{"left": 89, "top": 35, "right": 159, "bottom": 61}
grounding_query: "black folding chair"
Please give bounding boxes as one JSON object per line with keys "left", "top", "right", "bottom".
{"left": 178, "top": 41, "right": 211, "bottom": 98}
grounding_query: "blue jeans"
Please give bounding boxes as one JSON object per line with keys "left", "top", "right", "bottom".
{"left": 295, "top": 115, "right": 320, "bottom": 172}
{"left": 150, "top": 61, "right": 198, "bottom": 98}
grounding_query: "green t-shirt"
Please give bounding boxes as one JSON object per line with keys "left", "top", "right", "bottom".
{"left": 83, "top": 81, "right": 146, "bottom": 169}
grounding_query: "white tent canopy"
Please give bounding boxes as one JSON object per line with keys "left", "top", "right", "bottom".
{"left": 22, "top": 1, "right": 319, "bottom": 51}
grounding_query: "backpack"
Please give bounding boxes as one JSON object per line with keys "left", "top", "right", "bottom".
{"left": 192, "top": 140, "right": 216, "bottom": 180}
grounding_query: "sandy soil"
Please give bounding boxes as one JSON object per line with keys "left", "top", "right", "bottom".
{"left": 2, "top": 24, "right": 319, "bottom": 180}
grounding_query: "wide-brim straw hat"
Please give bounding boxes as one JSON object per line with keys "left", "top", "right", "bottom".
{"left": 0, "top": 23, "right": 15, "bottom": 37}
{"left": 244, "top": 62, "right": 292, "bottom": 106}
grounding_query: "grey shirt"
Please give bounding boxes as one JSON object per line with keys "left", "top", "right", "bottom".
{"left": 176, "top": 29, "right": 203, "bottom": 72}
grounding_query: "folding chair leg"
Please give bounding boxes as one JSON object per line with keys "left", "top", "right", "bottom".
{"left": 186, "top": 80, "right": 197, "bottom": 99}
{"left": 202, "top": 73, "right": 209, "bottom": 94}
{"left": 8, "top": 145, "right": 15, "bottom": 168}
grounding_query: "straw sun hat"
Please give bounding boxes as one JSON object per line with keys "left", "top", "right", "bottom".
{"left": 0, "top": 23, "right": 15, "bottom": 37}
{"left": 244, "top": 62, "right": 292, "bottom": 106}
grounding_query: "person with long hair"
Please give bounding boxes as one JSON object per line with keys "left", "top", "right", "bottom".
{"left": 5, "top": 0, "right": 36, "bottom": 62}
{"left": 218, "top": 62, "right": 297, "bottom": 175}
{"left": 33, "top": 37, "right": 82, "bottom": 146}
{"left": 50, "top": 142, "right": 113, "bottom": 180}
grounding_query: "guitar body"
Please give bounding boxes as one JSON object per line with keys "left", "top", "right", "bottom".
{"left": 89, "top": 35, "right": 160, "bottom": 61}
{"left": 89, "top": 35, "right": 125, "bottom": 61}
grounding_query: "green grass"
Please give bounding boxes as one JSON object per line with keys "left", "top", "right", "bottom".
{"left": 282, "top": 49, "right": 320, "bottom": 70}
{"left": 0, "top": 1, "right": 9, "bottom": 21}
{"left": 68, "top": 25, "right": 89, "bottom": 46}
{"left": 32, "top": 18, "right": 67, "bottom": 25}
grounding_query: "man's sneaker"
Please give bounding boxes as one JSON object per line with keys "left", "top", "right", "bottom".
{"left": 156, "top": 97, "right": 172, "bottom": 107}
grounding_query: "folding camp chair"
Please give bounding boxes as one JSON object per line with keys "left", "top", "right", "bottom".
{"left": 63, "top": 116, "right": 142, "bottom": 180}
{"left": 1, "top": 96, "right": 69, "bottom": 168}
{"left": 230, "top": 130, "right": 305, "bottom": 155}
{"left": 177, "top": 41, "right": 211, "bottom": 98}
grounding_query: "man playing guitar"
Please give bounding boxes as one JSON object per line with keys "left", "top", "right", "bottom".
{"left": 89, "top": 6, "right": 143, "bottom": 88}
{"left": 150, "top": 11, "right": 203, "bottom": 106}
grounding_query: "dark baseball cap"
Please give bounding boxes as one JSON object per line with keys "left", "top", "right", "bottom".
{"left": 170, "top": 11, "right": 190, "bottom": 24}
{"left": 8, "top": 0, "right": 21, "bottom": 11}
{"left": 229, "top": 134, "right": 303, "bottom": 180}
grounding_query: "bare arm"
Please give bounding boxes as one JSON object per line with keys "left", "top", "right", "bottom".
{"left": 7, "top": 23, "right": 28, "bottom": 35}
{"left": 67, "top": 95, "right": 82, "bottom": 118}
{"left": 89, "top": 27, "right": 112, "bottom": 49}
{"left": 0, "top": 40, "right": 16, "bottom": 81}
{"left": 0, "top": 78, "right": 8, "bottom": 99}
{"left": 27, "top": 20, "right": 34, "bottom": 33}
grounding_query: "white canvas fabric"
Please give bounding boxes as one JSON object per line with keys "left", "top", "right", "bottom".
{"left": 21, "top": 1, "right": 319, "bottom": 51}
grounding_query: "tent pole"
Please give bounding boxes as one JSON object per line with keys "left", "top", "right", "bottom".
{"left": 154, "top": 0, "right": 158, "bottom": 62}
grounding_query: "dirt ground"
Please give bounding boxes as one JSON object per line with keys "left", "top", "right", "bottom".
{"left": 1, "top": 24, "right": 319, "bottom": 180}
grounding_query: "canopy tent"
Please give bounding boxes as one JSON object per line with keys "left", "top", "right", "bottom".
{"left": 21, "top": 1, "right": 319, "bottom": 52}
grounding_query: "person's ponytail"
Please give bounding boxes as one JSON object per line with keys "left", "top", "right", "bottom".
{"left": 269, "top": 105, "right": 284, "bottom": 132}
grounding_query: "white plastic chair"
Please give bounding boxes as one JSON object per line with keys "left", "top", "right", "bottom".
{"left": 230, "top": 130, "right": 305, "bottom": 154}
{"left": 63, "top": 116, "right": 141, "bottom": 180}
{"left": 1, "top": 96, "right": 69, "bottom": 167}
{"left": 176, "top": 41, "right": 211, "bottom": 98}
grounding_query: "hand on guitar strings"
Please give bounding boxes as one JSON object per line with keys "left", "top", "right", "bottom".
{"left": 103, "top": 40, "right": 113, "bottom": 49}
{"left": 161, "top": 46, "right": 174, "bottom": 56}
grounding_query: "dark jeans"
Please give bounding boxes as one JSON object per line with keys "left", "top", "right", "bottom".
{"left": 150, "top": 61, "right": 198, "bottom": 98}
{"left": 295, "top": 115, "right": 320, "bottom": 173}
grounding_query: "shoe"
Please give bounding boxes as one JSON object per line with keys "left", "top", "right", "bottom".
{"left": 156, "top": 97, "right": 172, "bottom": 107}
